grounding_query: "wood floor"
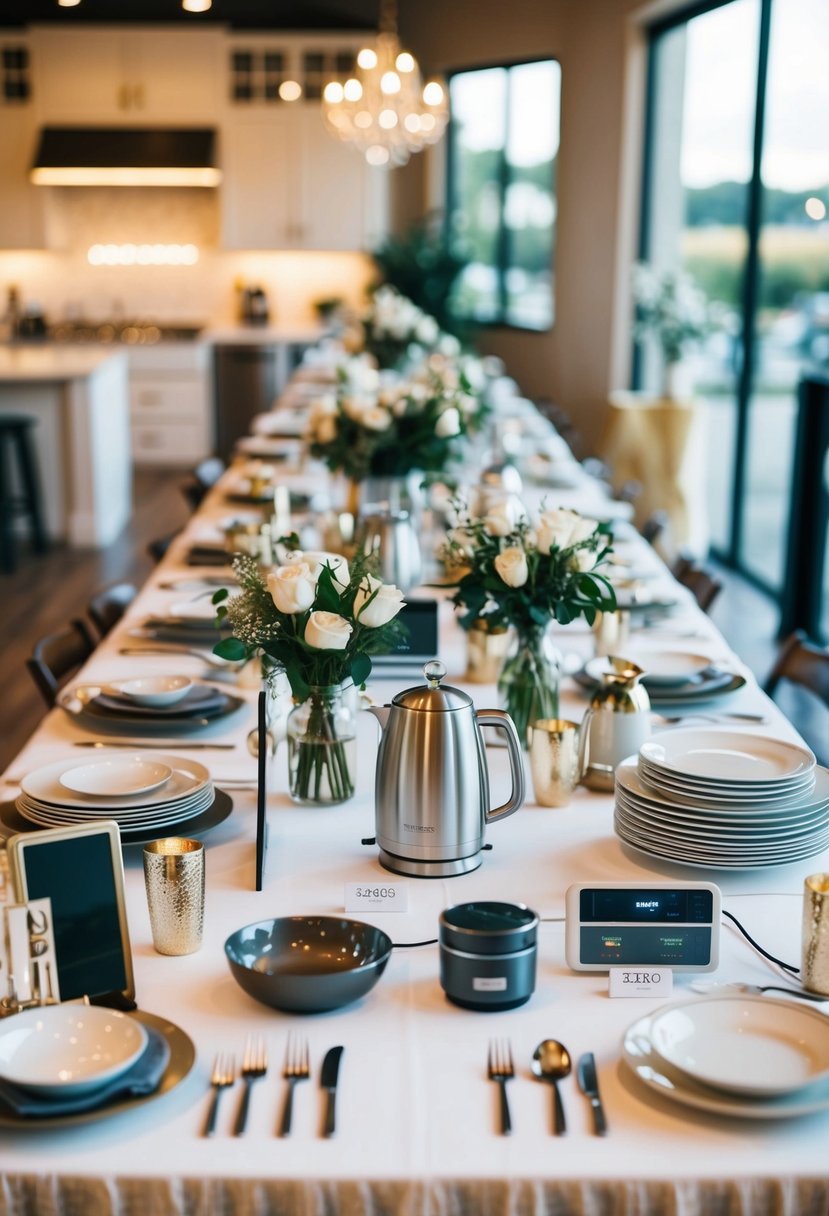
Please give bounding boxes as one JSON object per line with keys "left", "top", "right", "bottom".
{"left": 1, "top": 468, "right": 192, "bottom": 772}
{"left": 2, "top": 468, "right": 826, "bottom": 772}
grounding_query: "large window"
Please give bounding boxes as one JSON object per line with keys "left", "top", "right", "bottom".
{"left": 447, "top": 58, "right": 561, "bottom": 332}
{"left": 640, "top": 0, "right": 829, "bottom": 634}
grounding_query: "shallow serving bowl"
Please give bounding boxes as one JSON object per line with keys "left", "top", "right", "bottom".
{"left": 0, "top": 1006, "right": 147, "bottom": 1097}
{"left": 107, "top": 675, "right": 193, "bottom": 707}
{"left": 58, "top": 756, "right": 173, "bottom": 797}
{"left": 225, "top": 916, "right": 393, "bottom": 1014}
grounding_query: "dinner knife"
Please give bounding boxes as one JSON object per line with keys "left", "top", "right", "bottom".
{"left": 320, "top": 1045, "right": 344, "bottom": 1138}
{"left": 577, "top": 1052, "right": 607, "bottom": 1136}
{"left": 73, "top": 741, "right": 236, "bottom": 750}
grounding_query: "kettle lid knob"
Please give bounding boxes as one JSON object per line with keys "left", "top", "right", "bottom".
{"left": 423, "top": 660, "right": 446, "bottom": 688}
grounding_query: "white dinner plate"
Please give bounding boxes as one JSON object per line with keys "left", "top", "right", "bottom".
{"left": 622, "top": 1005, "right": 829, "bottom": 1118}
{"left": 585, "top": 652, "right": 716, "bottom": 687}
{"left": 640, "top": 730, "right": 816, "bottom": 784}
{"left": 21, "top": 754, "right": 210, "bottom": 811}
{"left": 615, "top": 791, "right": 829, "bottom": 846}
{"left": 647, "top": 995, "right": 829, "bottom": 1097}
{"left": 58, "top": 757, "right": 173, "bottom": 798}
{"left": 619, "top": 761, "right": 829, "bottom": 820}
{"left": 614, "top": 812, "right": 829, "bottom": 868}
{"left": 636, "top": 759, "right": 820, "bottom": 804}
{"left": 0, "top": 1005, "right": 147, "bottom": 1097}
{"left": 18, "top": 785, "right": 214, "bottom": 831}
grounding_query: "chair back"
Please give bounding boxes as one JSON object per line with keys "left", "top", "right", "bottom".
{"left": 764, "top": 631, "right": 829, "bottom": 706}
{"left": 87, "top": 582, "right": 137, "bottom": 637}
{"left": 26, "top": 619, "right": 95, "bottom": 707}
{"left": 675, "top": 563, "right": 723, "bottom": 614}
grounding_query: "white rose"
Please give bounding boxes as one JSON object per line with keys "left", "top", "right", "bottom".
{"left": 286, "top": 550, "right": 349, "bottom": 588}
{"left": 415, "top": 316, "right": 439, "bottom": 345}
{"left": 494, "top": 546, "right": 529, "bottom": 588}
{"left": 435, "top": 406, "right": 461, "bottom": 439}
{"left": 571, "top": 548, "right": 597, "bottom": 572}
{"left": 439, "top": 334, "right": 461, "bottom": 357}
{"left": 569, "top": 516, "right": 600, "bottom": 545}
{"left": 313, "top": 415, "right": 338, "bottom": 444}
{"left": 361, "top": 406, "right": 393, "bottom": 432}
{"left": 267, "top": 563, "right": 316, "bottom": 614}
{"left": 341, "top": 394, "right": 373, "bottom": 421}
{"left": 537, "top": 508, "right": 579, "bottom": 553}
{"left": 304, "top": 611, "right": 353, "bottom": 650}
{"left": 354, "top": 574, "right": 406, "bottom": 627}
{"left": 457, "top": 392, "right": 479, "bottom": 418}
{"left": 309, "top": 393, "right": 337, "bottom": 419}
{"left": 483, "top": 498, "right": 520, "bottom": 537}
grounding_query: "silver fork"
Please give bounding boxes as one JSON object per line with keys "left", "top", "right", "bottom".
{"left": 656, "top": 712, "right": 768, "bottom": 725}
{"left": 203, "top": 1052, "right": 235, "bottom": 1137}
{"left": 278, "top": 1035, "right": 310, "bottom": 1137}
{"left": 487, "top": 1040, "right": 515, "bottom": 1136}
{"left": 233, "top": 1036, "right": 268, "bottom": 1136}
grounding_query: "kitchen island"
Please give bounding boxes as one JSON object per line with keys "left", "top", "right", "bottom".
{"left": 0, "top": 345, "right": 131, "bottom": 547}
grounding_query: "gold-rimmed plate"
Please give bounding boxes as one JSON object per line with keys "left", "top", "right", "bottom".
{"left": 0, "top": 1009, "right": 196, "bottom": 1129}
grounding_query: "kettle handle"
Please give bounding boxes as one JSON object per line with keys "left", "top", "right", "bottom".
{"left": 577, "top": 708, "right": 593, "bottom": 779}
{"left": 476, "top": 710, "right": 526, "bottom": 824}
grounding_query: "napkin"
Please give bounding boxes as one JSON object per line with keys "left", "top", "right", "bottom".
{"left": 0, "top": 1023, "right": 171, "bottom": 1118}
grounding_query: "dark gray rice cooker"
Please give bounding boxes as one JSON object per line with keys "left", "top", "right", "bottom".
{"left": 438, "top": 901, "right": 539, "bottom": 1011}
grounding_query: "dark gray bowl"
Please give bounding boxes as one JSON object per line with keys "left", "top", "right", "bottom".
{"left": 224, "top": 916, "right": 393, "bottom": 1014}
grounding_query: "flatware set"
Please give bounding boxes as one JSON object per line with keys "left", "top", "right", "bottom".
{"left": 202, "top": 1039, "right": 340, "bottom": 1137}
{"left": 488, "top": 1041, "right": 608, "bottom": 1136}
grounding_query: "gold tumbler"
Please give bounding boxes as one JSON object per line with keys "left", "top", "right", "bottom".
{"left": 530, "top": 719, "right": 581, "bottom": 807}
{"left": 143, "top": 838, "right": 205, "bottom": 956}
{"left": 465, "top": 620, "right": 512, "bottom": 684}
{"left": 593, "top": 609, "right": 631, "bottom": 658}
{"left": 802, "top": 873, "right": 829, "bottom": 994}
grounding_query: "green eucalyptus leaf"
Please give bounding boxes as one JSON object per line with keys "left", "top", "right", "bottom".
{"left": 213, "top": 637, "right": 248, "bottom": 661}
{"left": 351, "top": 652, "right": 372, "bottom": 687}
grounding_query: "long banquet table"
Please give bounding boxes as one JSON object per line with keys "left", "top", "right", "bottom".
{"left": 1, "top": 428, "right": 828, "bottom": 1216}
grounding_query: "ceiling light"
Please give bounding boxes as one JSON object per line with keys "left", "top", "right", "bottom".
{"left": 321, "top": 0, "right": 448, "bottom": 168}
{"left": 279, "top": 80, "right": 302, "bottom": 102}
{"left": 57, "top": 0, "right": 82, "bottom": 7}
{"left": 182, "top": 0, "right": 212, "bottom": 11}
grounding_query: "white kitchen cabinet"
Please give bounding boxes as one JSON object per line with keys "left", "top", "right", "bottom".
{"left": 0, "top": 106, "right": 45, "bottom": 249}
{"left": 128, "top": 344, "right": 214, "bottom": 468}
{"left": 220, "top": 107, "right": 388, "bottom": 252}
{"left": 33, "top": 27, "right": 220, "bottom": 123}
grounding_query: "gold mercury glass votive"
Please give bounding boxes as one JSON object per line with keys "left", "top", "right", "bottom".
{"left": 143, "top": 838, "right": 205, "bottom": 956}
{"left": 529, "top": 718, "right": 582, "bottom": 807}
{"left": 464, "top": 620, "right": 512, "bottom": 684}
{"left": 802, "top": 873, "right": 829, "bottom": 994}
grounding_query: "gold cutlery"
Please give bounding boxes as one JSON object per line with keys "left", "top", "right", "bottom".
{"left": 278, "top": 1035, "right": 310, "bottom": 1137}
{"left": 203, "top": 1052, "right": 235, "bottom": 1137}
{"left": 233, "top": 1036, "right": 268, "bottom": 1136}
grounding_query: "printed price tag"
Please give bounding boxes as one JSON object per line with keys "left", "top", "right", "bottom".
{"left": 609, "top": 966, "right": 673, "bottom": 998}
{"left": 344, "top": 883, "right": 408, "bottom": 913}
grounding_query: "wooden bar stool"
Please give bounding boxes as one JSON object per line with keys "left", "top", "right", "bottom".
{"left": 0, "top": 415, "right": 48, "bottom": 573}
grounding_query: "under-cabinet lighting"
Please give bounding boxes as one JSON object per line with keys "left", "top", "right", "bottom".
{"left": 87, "top": 244, "right": 199, "bottom": 266}
{"left": 32, "top": 166, "right": 222, "bottom": 187}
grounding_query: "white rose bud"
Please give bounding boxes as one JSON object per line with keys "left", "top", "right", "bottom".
{"left": 304, "top": 610, "right": 353, "bottom": 650}
{"left": 494, "top": 546, "right": 529, "bottom": 588}
{"left": 416, "top": 316, "right": 440, "bottom": 345}
{"left": 291, "top": 550, "right": 349, "bottom": 588}
{"left": 537, "top": 508, "right": 579, "bottom": 553}
{"left": 483, "top": 499, "right": 520, "bottom": 537}
{"left": 435, "top": 406, "right": 461, "bottom": 438}
{"left": 361, "top": 406, "right": 393, "bottom": 432}
{"left": 354, "top": 574, "right": 406, "bottom": 627}
{"left": 439, "top": 334, "right": 462, "bottom": 357}
{"left": 571, "top": 548, "right": 597, "bottom": 572}
{"left": 267, "top": 563, "right": 316, "bottom": 614}
{"left": 569, "top": 516, "right": 600, "bottom": 545}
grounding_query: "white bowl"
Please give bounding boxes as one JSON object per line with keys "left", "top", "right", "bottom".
{"left": 648, "top": 995, "right": 829, "bottom": 1097}
{"left": 0, "top": 1006, "right": 148, "bottom": 1096}
{"left": 58, "top": 756, "right": 173, "bottom": 797}
{"left": 108, "top": 675, "right": 193, "bottom": 707}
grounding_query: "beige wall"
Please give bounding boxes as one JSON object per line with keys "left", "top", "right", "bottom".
{"left": 398, "top": 0, "right": 646, "bottom": 452}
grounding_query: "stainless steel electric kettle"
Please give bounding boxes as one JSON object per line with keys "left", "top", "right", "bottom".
{"left": 369, "top": 661, "right": 525, "bottom": 877}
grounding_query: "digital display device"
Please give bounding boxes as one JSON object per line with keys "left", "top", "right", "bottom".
{"left": 8, "top": 821, "right": 135, "bottom": 1005}
{"left": 372, "top": 599, "right": 439, "bottom": 670}
{"left": 565, "top": 881, "right": 721, "bottom": 972}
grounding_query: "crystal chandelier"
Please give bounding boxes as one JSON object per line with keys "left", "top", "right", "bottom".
{"left": 322, "top": 0, "right": 448, "bottom": 168}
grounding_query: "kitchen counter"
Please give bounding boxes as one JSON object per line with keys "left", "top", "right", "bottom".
{"left": 0, "top": 346, "right": 131, "bottom": 546}
{"left": 203, "top": 323, "right": 323, "bottom": 345}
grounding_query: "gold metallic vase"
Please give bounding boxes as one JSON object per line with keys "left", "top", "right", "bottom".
{"left": 465, "top": 620, "right": 512, "bottom": 684}
{"left": 802, "top": 873, "right": 829, "bottom": 995}
{"left": 143, "top": 838, "right": 205, "bottom": 956}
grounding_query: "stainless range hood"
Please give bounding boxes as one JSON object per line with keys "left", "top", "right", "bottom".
{"left": 30, "top": 127, "right": 222, "bottom": 187}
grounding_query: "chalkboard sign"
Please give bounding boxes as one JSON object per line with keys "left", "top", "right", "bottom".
{"left": 8, "top": 821, "right": 135, "bottom": 1007}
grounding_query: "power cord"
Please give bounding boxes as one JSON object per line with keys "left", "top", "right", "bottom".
{"left": 722, "top": 909, "right": 800, "bottom": 976}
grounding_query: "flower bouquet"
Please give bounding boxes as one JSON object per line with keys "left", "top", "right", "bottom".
{"left": 357, "top": 284, "right": 443, "bottom": 370}
{"left": 213, "top": 546, "right": 406, "bottom": 804}
{"left": 442, "top": 505, "right": 617, "bottom": 744}
{"left": 632, "top": 263, "right": 712, "bottom": 397}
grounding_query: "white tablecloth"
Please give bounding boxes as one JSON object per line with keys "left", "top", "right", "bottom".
{"left": 1, "top": 455, "right": 827, "bottom": 1216}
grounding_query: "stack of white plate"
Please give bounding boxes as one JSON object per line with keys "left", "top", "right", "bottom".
{"left": 17, "top": 754, "right": 214, "bottom": 835}
{"left": 622, "top": 994, "right": 829, "bottom": 1119}
{"left": 614, "top": 728, "right": 829, "bottom": 869}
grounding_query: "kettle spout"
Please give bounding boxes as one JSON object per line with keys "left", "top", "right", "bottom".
{"left": 368, "top": 704, "right": 391, "bottom": 732}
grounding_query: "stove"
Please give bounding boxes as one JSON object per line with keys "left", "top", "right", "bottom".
{"left": 47, "top": 321, "right": 204, "bottom": 344}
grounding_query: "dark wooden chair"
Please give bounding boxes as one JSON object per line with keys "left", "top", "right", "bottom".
{"left": 147, "top": 531, "right": 180, "bottom": 563}
{"left": 180, "top": 457, "right": 226, "bottom": 511}
{"left": 675, "top": 562, "right": 723, "bottom": 613}
{"left": 26, "top": 619, "right": 96, "bottom": 708}
{"left": 87, "top": 581, "right": 137, "bottom": 638}
{"left": 764, "top": 631, "right": 829, "bottom": 706}
{"left": 0, "top": 415, "right": 48, "bottom": 572}
{"left": 640, "top": 510, "right": 668, "bottom": 546}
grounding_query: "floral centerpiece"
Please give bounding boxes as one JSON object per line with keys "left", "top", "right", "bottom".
{"left": 632, "top": 263, "right": 712, "bottom": 398}
{"left": 441, "top": 504, "right": 616, "bottom": 744}
{"left": 213, "top": 546, "right": 406, "bottom": 804}
{"left": 355, "top": 284, "right": 444, "bottom": 370}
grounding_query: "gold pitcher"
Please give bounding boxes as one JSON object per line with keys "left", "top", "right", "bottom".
{"left": 578, "top": 656, "right": 651, "bottom": 791}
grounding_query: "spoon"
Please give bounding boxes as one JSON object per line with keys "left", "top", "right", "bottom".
{"left": 531, "top": 1039, "right": 571, "bottom": 1135}
{"left": 118, "top": 646, "right": 245, "bottom": 670}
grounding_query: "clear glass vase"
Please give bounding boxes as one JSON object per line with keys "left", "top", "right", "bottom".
{"left": 497, "top": 626, "right": 561, "bottom": 749}
{"left": 287, "top": 684, "right": 356, "bottom": 805}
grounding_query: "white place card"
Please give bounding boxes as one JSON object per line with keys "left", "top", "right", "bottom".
{"left": 344, "top": 883, "right": 408, "bottom": 913}
{"left": 609, "top": 966, "right": 673, "bottom": 998}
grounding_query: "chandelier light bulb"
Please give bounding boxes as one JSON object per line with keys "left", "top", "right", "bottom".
{"left": 181, "top": 0, "right": 212, "bottom": 10}
{"left": 57, "top": 0, "right": 82, "bottom": 7}
{"left": 321, "top": 1, "right": 449, "bottom": 167}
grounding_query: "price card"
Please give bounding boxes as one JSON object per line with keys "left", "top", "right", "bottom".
{"left": 344, "top": 883, "right": 408, "bottom": 913}
{"left": 609, "top": 966, "right": 673, "bottom": 998}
